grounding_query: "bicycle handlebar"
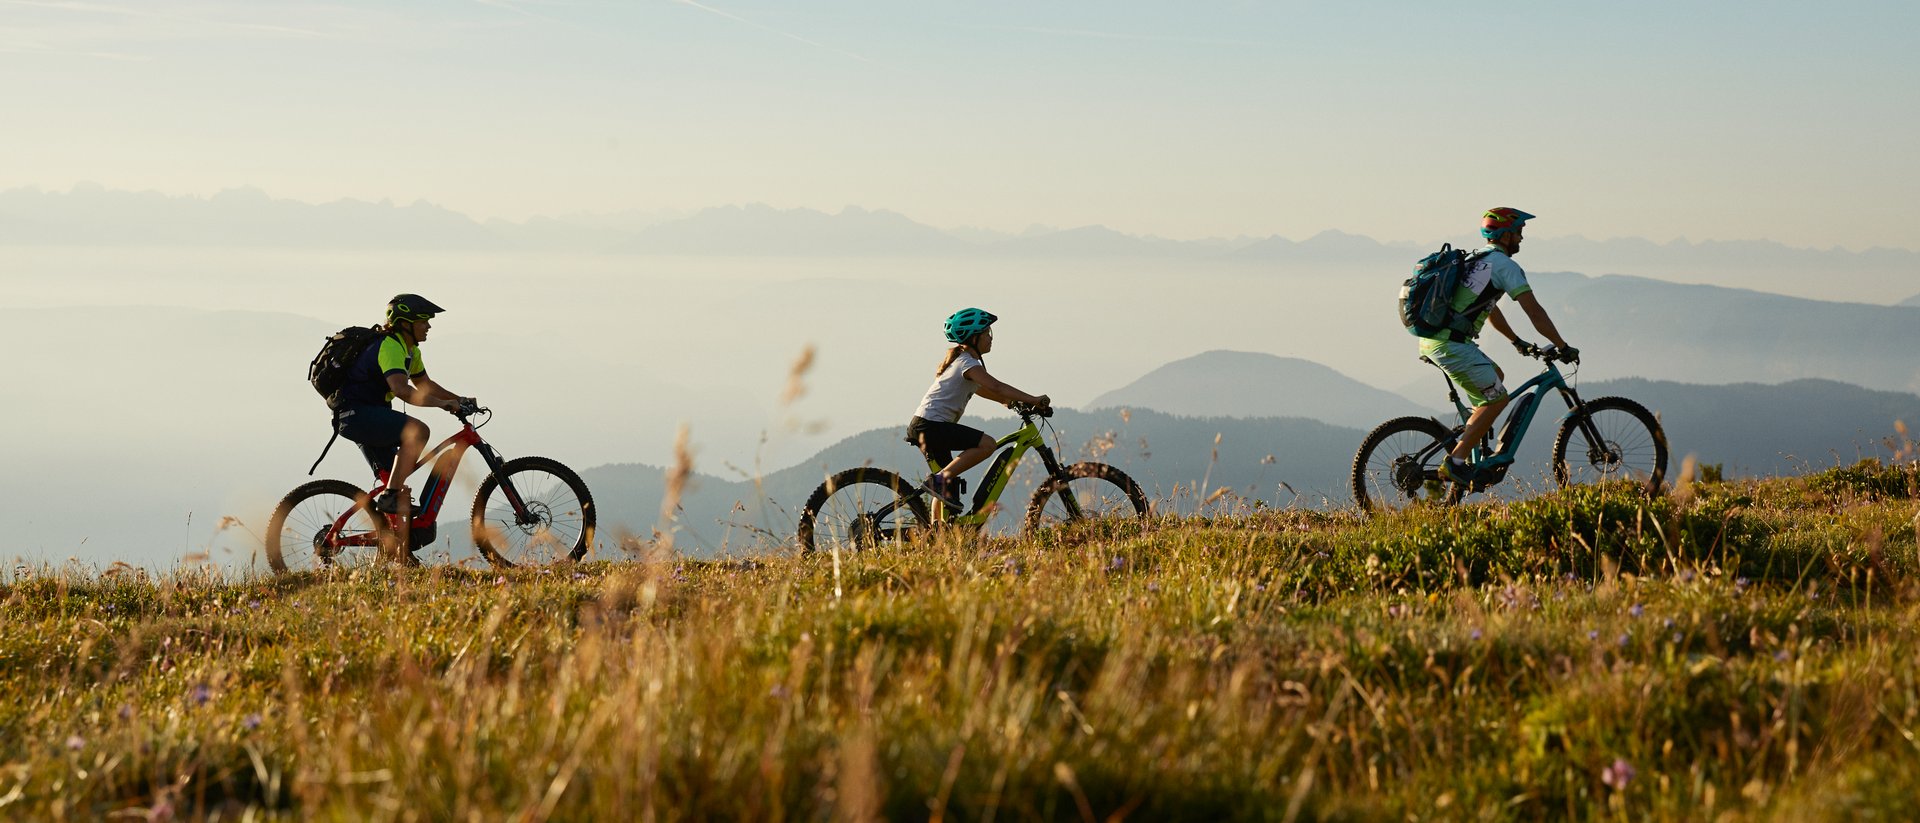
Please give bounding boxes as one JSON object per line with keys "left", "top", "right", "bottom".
{"left": 1518, "top": 343, "right": 1580, "bottom": 365}
{"left": 1009, "top": 400, "right": 1054, "bottom": 419}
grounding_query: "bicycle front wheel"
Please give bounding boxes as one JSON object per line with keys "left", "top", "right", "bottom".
{"left": 1351, "top": 416, "right": 1458, "bottom": 513}
{"left": 1023, "top": 462, "right": 1149, "bottom": 536}
{"left": 797, "top": 468, "right": 931, "bottom": 554}
{"left": 265, "top": 479, "right": 388, "bottom": 574}
{"left": 471, "top": 456, "right": 597, "bottom": 568}
{"left": 1553, "top": 396, "right": 1668, "bottom": 493}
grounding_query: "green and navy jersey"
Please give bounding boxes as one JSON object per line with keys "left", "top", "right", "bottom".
{"left": 334, "top": 334, "right": 425, "bottom": 408}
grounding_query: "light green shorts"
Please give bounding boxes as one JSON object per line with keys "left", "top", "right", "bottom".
{"left": 1419, "top": 339, "right": 1508, "bottom": 408}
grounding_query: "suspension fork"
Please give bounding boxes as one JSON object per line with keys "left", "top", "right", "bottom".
{"left": 474, "top": 442, "right": 536, "bottom": 522}
{"left": 1034, "top": 444, "right": 1086, "bottom": 518}
{"left": 1559, "top": 386, "right": 1608, "bottom": 449}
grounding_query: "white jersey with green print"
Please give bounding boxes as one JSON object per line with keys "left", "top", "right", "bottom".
{"left": 1418, "top": 245, "right": 1531, "bottom": 353}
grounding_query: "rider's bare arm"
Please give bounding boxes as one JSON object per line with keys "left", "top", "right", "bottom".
{"left": 385, "top": 372, "right": 463, "bottom": 410}
{"left": 1510, "top": 293, "right": 1570, "bottom": 349}
{"left": 963, "top": 366, "right": 1050, "bottom": 409}
{"left": 1487, "top": 306, "right": 1521, "bottom": 342}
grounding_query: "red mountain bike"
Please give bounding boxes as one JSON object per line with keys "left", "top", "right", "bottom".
{"left": 265, "top": 403, "right": 595, "bottom": 571}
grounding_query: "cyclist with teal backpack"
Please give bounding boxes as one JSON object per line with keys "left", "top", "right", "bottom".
{"left": 908, "top": 308, "right": 1051, "bottom": 508}
{"left": 1418, "top": 208, "right": 1576, "bottom": 484}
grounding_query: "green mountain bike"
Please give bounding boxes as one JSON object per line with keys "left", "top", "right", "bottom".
{"left": 796, "top": 402, "right": 1149, "bottom": 553}
{"left": 1351, "top": 346, "right": 1668, "bottom": 512}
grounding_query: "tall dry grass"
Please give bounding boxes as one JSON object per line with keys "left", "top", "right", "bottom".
{"left": 4, "top": 462, "right": 1920, "bottom": 819}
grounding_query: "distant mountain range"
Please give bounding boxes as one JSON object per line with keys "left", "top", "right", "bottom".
{"left": 580, "top": 352, "right": 1919, "bottom": 556}
{"left": 1531, "top": 271, "right": 1920, "bottom": 394}
{"left": 2, "top": 185, "right": 1913, "bottom": 303}
{"left": 1088, "top": 350, "right": 1432, "bottom": 421}
{"left": 1902, "top": 292, "right": 1920, "bottom": 307}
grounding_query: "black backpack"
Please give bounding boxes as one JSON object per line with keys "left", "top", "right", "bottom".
{"left": 307, "top": 326, "right": 393, "bottom": 408}
{"left": 1397, "top": 243, "right": 1493, "bottom": 342}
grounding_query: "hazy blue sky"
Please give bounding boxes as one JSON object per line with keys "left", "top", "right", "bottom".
{"left": 4, "top": 0, "right": 1917, "bottom": 249}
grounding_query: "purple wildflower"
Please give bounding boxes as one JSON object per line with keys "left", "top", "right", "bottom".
{"left": 1588, "top": 630, "right": 1599, "bottom": 641}
{"left": 1470, "top": 628, "right": 1483, "bottom": 641}
{"left": 1617, "top": 633, "right": 1631, "bottom": 648}
{"left": 1628, "top": 603, "right": 1644, "bottom": 618}
{"left": 243, "top": 714, "right": 262, "bottom": 730}
{"left": 65, "top": 735, "right": 85, "bottom": 751}
{"left": 190, "top": 684, "right": 212, "bottom": 707}
{"left": 1107, "top": 556, "right": 1125, "bottom": 573}
{"left": 1600, "top": 759, "right": 1636, "bottom": 790}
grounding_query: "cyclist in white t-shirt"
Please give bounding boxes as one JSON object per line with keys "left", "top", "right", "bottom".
{"left": 907, "top": 308, "right": 1051, "bottom": 508}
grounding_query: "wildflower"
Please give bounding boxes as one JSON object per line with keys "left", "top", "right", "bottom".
{"left": 1386, "top": 604, "right": 1406, "bottom": 619}
{"left": 768, "top": 684, "right": 790, "bottom": 700}
{"left": 1147, "top": 582, "right": 1159, "bottom": 593}
{"left": 1628, "top": 603, "right": 1644, "bottom": 618}
{"left": 1735, "top": 577, "right": 1750, "bottom": 592}
{"left": 118, "top": 704, "right": 133, "bottom": 720}
{"left": 1671, "top": 632, "right": 1682, "bottom": 644}
{"left": 243, "top": 714, "right": 262, "bottom": 730}
{"left": 191, "top": 684, "right": 212, "bottom": 707}
{"left": 1588, "top": 630, "right": 1599, "bottom": 641}
{"left": 1617, "top": 633, "right": 1631, "bottom": 648}
{"left": 1775, "top": 649, "right": 1790, "bottom": 662}
{"left": 1679, "top": 569, "right": 1696, "bottom": 584}
{"left": 494, "top": 576, "right": 507, "bottom": 585}
{"left": 1662, "top": 617, "right": 1674, "bottom": 630}
{"left": 248, "top": 600, "right": 261, "bottom": 609}
{"left": 1600, "top": 759, "right": 1636, "bottom": 790}
{"left": 65, "top": 735, "right": 85, "bottom": 751}
{"left": 1470, "top": 628, "right": 1483, "bottom": 641}
{"left": 572, "top": 573, "right": 589, "bottom": 581}
{"left": 1106, "top": 556, "right": 1125, "bottom": 573}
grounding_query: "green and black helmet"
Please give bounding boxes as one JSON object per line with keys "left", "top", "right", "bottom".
{"left": 387, "top": 294, "right": 445, "bottom": 325}
{"left": 944, "top": 307, "right": 997, "bottom": 344}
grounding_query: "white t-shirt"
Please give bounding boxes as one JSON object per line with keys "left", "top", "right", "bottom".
{"left": 912, "top": 351, "right": 984, "bottom": 423}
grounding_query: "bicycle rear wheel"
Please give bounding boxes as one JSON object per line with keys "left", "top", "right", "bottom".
{"left": 1553, "top": 396, "right": 1668, "bottom": 493}
{"left": 797, "top": 468, "right": 931, "bottom": 554}
{"left": 265, "top": 479, "right": 389, "bottom": 574}
{"left": 471, "top": 456, "right": 597, "bottom": 567}
{"left": 1351, "top": 416, "right": 1459, "bottom": 513}
{"left": 1023, "top": 462, "right": 1149, "bottom": 537}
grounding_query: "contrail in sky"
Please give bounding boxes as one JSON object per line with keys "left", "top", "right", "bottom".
{"left": 669, "top": 0, "right": 871, "bottom": 63}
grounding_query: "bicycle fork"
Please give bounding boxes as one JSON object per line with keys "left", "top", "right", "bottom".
{"left": 474, "top": 443, "right": 537, "bottom": 525}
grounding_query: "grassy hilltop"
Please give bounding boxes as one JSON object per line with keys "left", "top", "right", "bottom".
{"left": 5, "top": 462, "right": 1920, "bottom": 820}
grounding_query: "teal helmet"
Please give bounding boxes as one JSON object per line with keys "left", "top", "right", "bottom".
{"left": 387, "top": 294, "right": 445, "bottom": 324}
{"left": 943, "top": 307, "right": 997, "bottom": 344}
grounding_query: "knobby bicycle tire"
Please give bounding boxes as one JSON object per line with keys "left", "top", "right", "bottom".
{"left": 1552, "top": 396, "right": 1668, "bottom": 493}
{"left": 1351, "top": 416, "right": 1460, "bottom": 513}
{"left": 265, "top": 479, "right": 390, "bottom": 574}
{"left": 471, "top": 456, "right": 597, "bottom": 568}
{"left": 797, "top": 468, "right": 931, "bottom": 554}
{"left": 1023, "top": 462, "right": 1150, "bottom": 534}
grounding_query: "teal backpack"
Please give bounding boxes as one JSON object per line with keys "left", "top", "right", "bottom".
{"left": 1398, "top": 244, "right": 1493, "bottom": 342}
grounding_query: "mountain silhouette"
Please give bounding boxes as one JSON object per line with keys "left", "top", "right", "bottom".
{"left": 1088, "top": 350, "right": 1431, "bottom": 423}
{"left": 611, "top": 204, "right": 975, "bottom": 256}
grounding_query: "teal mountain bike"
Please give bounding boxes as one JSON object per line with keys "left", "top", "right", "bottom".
{"left": 796, "top": 402, "right": 1149, "bottom": 553}
{"left": 1351, "top": 346, "right": 1668, "bottom": 512}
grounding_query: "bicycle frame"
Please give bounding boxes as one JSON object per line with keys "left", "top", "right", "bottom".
{"left": 323, "top": 412, "right": 534, "bottom": 550}
{"left": 920, "top": 415, "right": 1067, "bottom": 526}
{"left": 1428, "top": 355, "right": 1607, "bottom": 476}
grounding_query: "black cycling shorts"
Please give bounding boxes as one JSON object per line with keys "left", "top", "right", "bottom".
{"left": 905, "top": 417, "right": 987, "bottom": 467}
{"left": 335, "top": 405, "right": 411, "bottom": 475}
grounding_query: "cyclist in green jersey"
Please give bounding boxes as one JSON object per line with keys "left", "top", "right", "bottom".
{"left": 1424, "top": 208, "right": 1577, "bottom": 484}
{"left": 333, "top": 294, "right": 475, "bottom": 513}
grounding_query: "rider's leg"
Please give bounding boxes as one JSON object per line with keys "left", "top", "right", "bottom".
{"left": 389, "top": 417, "right": 431, "bottom": 490}
{"left": 1451, "top": 395, "right": 1510, "bottom": 462}
{"left": 938, "top": 433, "right": 998, "bottom": 479}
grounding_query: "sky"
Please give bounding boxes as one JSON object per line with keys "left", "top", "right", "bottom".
{"left": 3, "top": 0, "right": 1918, "bottom": 250}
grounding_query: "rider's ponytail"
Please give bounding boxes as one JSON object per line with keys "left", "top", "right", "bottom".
{"left": 934, "top": 341, "right": 979, "bottom": 375}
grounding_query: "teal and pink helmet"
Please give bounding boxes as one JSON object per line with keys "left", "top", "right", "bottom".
{"left": 1481, "top": 207, "right": 1536, "bottom": 239}
{"left": 944, "top": 307, "right": 997, "bottom": 344}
